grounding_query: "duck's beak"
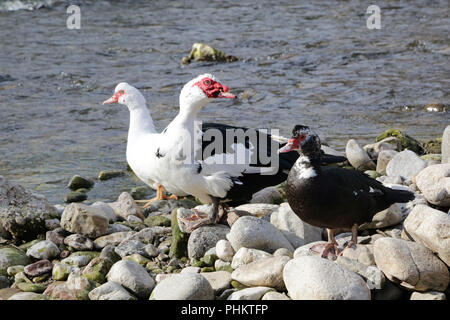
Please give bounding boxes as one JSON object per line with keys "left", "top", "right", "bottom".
{"left": 103, "top": 92, "right": 121, "bottom": 104}
{"left": 217, "top": 85, "right": 236, "bottom": 99}
{"left": 277, "top": 139, "right": 298, "bottom": 154}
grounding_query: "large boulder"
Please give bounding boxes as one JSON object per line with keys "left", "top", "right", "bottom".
{"left": 404, "top": 205, "right": 450, "bottom": 266}
{"left": 60, "top": 203, "right": 109, "bottom": 238}
{"left": 0, "top": 176, "right": 58, "bottom": 240}
{"left": 270, "top": 203, "right": 323, "bottom": 248}
{"left": 415, "top": 164, "right": 450, "bottom": 206}
{"left": 227, "top": 216, "right": 294, "bottom": 253}
{"left": 386, "top": 150, "right": 426, "bottom": 180}
{"left": 283, "top": 256, "right": 371, "bottom": 300}
{"left": 373, "top": 237, "right": 449, "bottom": 292}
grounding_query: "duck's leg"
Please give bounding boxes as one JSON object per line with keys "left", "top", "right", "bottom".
{"left": 339, "top": 224, "right": 358, "bottom": 256}
{"left": 135, "top": 184, "right": 178, "bottom": 209}
{"left": 179, "top": 197, "right": 221, "bottom": 232}
{"left": 310, "top": 228, "right": 339, "bottom": 259}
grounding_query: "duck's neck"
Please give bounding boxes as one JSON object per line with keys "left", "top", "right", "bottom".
{"left": 172, "top": 98, "right": 208, "bottom": 128}
{"left": 294, "top": 152, "right": 322, "bottom": 180}
{"left": 128, "top": 104, "right": 157, "bottom": 141}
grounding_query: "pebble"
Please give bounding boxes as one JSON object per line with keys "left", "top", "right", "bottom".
{"left": 114, "top": 239, "right": 146, "bottom": 258}
{"left": 231, "top": 256, "right": 290, "bottom": 290}
{"left": 373, "top": 237, "right": 449, "bottom": 291}
{"left": 94, "top": 231, "right": 136, "bottom": 248}
{"left": 403, "top": 204, "right": 450, "bottom": 266}
{"left": 107, "top": 260, "right": 155, "bottom": 299}
{"left": 90, "top": 201, "right": 118, "bottom": 223}
{"left": 233, "top": 203, "right": 279, "bottom": 217}
{"left": 415, "top": 164, "right": 450, "bottom": 206}
{"left": 187, "top": 224, "right": 230, "bottom": 259}
{"left": 60, "top": 203, "right": 109, "bottom": 238}
{"left": 270, "top": 203, "right": 323, "bottom": 248}
{"left": 200, "top": 270, "right": 232, "bottom": 294}
{"left": 283, "top": 256, "right": 371, "bottom": 300}
{"left": 410, "top": 291, "right": 446, "bottom": 300}
{"left": 215, "top": 239, "right": 235, "bottom": 262}
{"left": 150, "top": 272, "right": 214, "bottom": 300}
{"left": 386, "top": 150, "right": 426, "bottom": 180}
{"left": 227, "top": 216, "right": 294, "bottom": 253}
{"left": 23, "top": 260, "right": 52, "bottom": 277}
{"left": 345, "top": 139, "right": 376, "bottom": 170}
{"left": 88, "top": 281, "right": 137, "bottom": 300}
{"left": 231, "top": 247, "right": 272, "bottom": 269}
{"left": 108, "top": 192, "right": 144, "bottom": 221}
{"left": 376, "top": 150, "right": 398, "bottom": 175}
{"left": 63, "top": 234, "right": 95, "bottom": 251}
{"left": 26, "top": 240, "right": 60, "bottom": 260}
{"left": 227, "top": 286, "right": 274, "bottom": 300}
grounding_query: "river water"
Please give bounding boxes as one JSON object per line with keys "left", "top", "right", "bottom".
{"left": 0, "top": 0, "right": 448, "bottom": 204}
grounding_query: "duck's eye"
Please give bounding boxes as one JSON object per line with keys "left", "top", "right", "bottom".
{"left": 119, "top": 90, "right": 125, "bottom": 94}
{"left": 204, "top": 79, "right": 211, "bottom": 85}
{"left": 299, "top": 134, "right": 307, "bottom": 141}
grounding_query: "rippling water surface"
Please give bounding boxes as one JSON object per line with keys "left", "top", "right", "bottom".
{"left": 0, "top": 0, "right": 448, "bottom": 203}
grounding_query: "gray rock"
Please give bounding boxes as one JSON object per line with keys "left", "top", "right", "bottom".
{"left": 262, "top": 291, "right": 290, "bottom": 300}
{"left": 45, "top": 218, "right": 60, "bottom": 230}
{"left": 373, "top": 237, "right": 449, "bottom": 291}
{"left": 67, "top": 175, "right": 94, "bottom": 190}
{"left": 346, "top": 139, "right": 376, "bottom": 170}
{"left": 376, "top": 150, "right": 398, "bottom": 175}
{"left": 114, "top": 239, "right": 146, "bottom": 258}
{"left": 187, "top": 224, "right": 230, "bottom": 259}
{"left": 26, "top": 240, "right": 60, "bottom": 260}
{"left": 0, "top": 247, "right": 30, "bottom": 276}
{"left": 61, "top": 255, "right": 90, "bottom": 267}
{"left": 415, "top": 164, "right": 450, "bottom": 206}
{"left": 250, "top": 187, "right": 282, "bottom": 204}
{"left": 151, "top": 272, "right": 214, "bottom": 300}
{"left": 8, "top": 292, "right": 49, "bottom": 300}
{"left": 404, "top": 205, "right": 450, "bottom": 266}
{"left": 200, "top": 271, "right": 232, "bottom": 294}
{"left": 231, "top": 247, "right": 272, "bottom": 269}
{"left": 60, "top": 203, "right": 109, "bottom": 238}
{"left": 270, "top": 203, "right": 323, "bottom": 248}
{"left": 364, "top": 137, "right": 400, "bottom": 159}
{"left": 215, "top": 239, "right": 235, "bottom": 262}
{"left": 88, "top": 281, "right": 137, "bottom": 300}
{"left": 108, "top": 192, "right": 143, "bottom": 221}
{"left": 107, "top": 223, "right": 132, "bottom": 234}
{"left": 283, "top": 256, "right": 371, "bottom": 300}
{"left": 442, "top": 125, "right": 450, "bottom": 163}
{"left": 91, "top": 201, "right": 117, "bottom": 223}
{"left": 293, "top": 241, "right": 328, "bottom": 258}
{"left": 124, "top": 227, "right": 155, "bottom": 244}
{"left": 64, "top": 234, "right": 95, "bottom": 251}
{"left": 107, "top": 260, "right": 155, "bottom": 299}
{"left": 0, "top": 176, "right": 58, "bottom": 240}
{"left": 94, "top": 231, "right": 135, "bottom": 248}
{"left": 386, "top": 150, "right": 426, "bottom": 180}
{"left": 336, "top": 256, "right": 385, "bottom": 290}
{"left": 233, "top": 204, "right": 279, "bottom": 217}
{"left": 227, "top": 286, "right": 274, "bottom": 300}
{"left": 227, "top": 216, "right": 294, "bottom": 253}
{"left": 231, "top": 256, "right": 290, "bottom": 290}
{"left": 359, "top": 203, "right": 404, "bottom": 230}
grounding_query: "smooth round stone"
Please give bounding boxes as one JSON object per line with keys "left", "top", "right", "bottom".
{"left": 151, "top": 273, "right": 214, "bottom": 300}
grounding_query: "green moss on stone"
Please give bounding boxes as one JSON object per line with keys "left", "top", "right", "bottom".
{"left": 375, "top": 129, "right": 424, "bottom": 155}
{"left": 168, "top": 209, "right": 189, "bottom": 258}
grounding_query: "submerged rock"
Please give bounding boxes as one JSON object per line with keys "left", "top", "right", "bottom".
{"left": 98, "top": 170, "right": 124, "bottom": 181}
{"left": 182, "top": 43, "right": 238, "bottom": 64}
{"left": 67, "top": 175, "right": 94, "bottom": 191}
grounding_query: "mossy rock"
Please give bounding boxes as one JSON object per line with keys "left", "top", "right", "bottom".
{"left": 201, "top": 254, "right": 218, "bottom": 267}
{"left": 144, "top": 215, "right": 171, "bottom": 228}
{"left": 123, "top": 254, "right": 150, "bottom": 267}
{"left": 16, "top": 282, "right": 47, "bottom": 293}
{"left": 69, "top": 251, "right": 100, "bottom": 260}
{"left": 168, "top": 209, "right": 189, "bottom": 258}
{"left": 216, "top": 264, "right": 234, "bottom": 273}
{"left": 98, "top": 170, "right": 124, "bottom": 181}
{"left": 182, "top": 43, "right": 238, "bottom": 64}
{"left": 231, "top": 280, "right": 249, "bottom": 289}
{"left": 81, "top": 257, "right": 113, "bottom": 284}
{"left": 190, "top": 258, "right": 207, "bottom": 268}
{"left": 420, "top": 154, "right": 442, "bottom": 162}
{"left": 200, "top": 266, "right": 215, "bottom": 273}
{"left": 19, "top": 239, "right": 44, "bottom": 251}
{"left": 130, "top": 186, "right": 151, "bottom": 200}
{"left": 0, "top": 247, "right": 30, "bottom": 276}
{"left": 364, "top": 170, "right": 381, "bottom": 179}
{"left": 375, "top": 129, "right": 424, "bottom": 155}
{"left": 64, "top": 191, "right": 88, "bottom": 203}
{"left": 52, "top": 263, "right": 73, "bottom": 281}
{"left": 423, "top": 138, "right": 442, "bottom": 154}
{"left": 67, "top": 175, "right": 94, "bottom": 191}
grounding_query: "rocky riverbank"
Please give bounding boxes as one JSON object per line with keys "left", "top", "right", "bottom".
{"left": 0, "top": 126, "right": 449, "bottom": 300}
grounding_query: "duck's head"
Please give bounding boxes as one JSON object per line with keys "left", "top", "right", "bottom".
{"left": 103, "top": 82, "right": 146, "bottom": 110}
{"left": 179, "top": 74, "right": 236, "bottom": 114}
{"left": 278, "top": 125, "right": 321, "bottom": 156}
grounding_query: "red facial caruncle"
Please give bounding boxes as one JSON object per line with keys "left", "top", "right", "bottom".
{"left": 103, "top": 90, "right": 125, "bottom": 104}
{"left": 192, "top": 77, "right": 236, "bottom": 99}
